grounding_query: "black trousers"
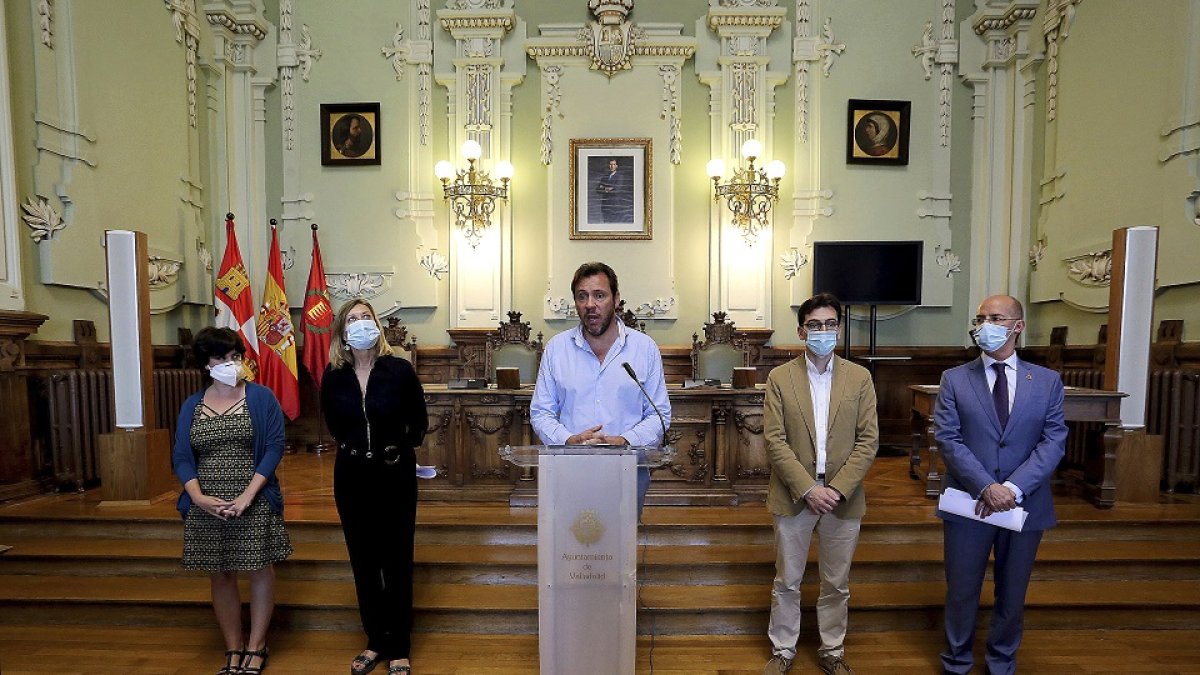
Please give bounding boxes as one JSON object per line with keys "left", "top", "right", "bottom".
{"left": 334, "top": 447, "right": 418, "bottom": 659}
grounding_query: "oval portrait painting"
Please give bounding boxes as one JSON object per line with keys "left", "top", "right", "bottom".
{"left": 853, "top": 111, "right": 899, "bottom": 158}
{"left": 330, "top": 113, "right": 376, "bottom": 160}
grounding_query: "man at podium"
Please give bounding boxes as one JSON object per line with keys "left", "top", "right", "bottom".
{"left": 530, "top": 261, "right": 671, "bottom": 516}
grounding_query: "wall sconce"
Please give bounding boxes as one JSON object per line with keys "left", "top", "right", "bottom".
{"left": 435, "top": 139, "right": 513, "bottom": 248}
{"left": 707, "top": 138, "right": 784, "bottom": 244}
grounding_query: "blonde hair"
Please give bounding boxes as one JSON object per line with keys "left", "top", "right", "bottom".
{"left": 328, "top": 299, "right": 394, "bottom": 369}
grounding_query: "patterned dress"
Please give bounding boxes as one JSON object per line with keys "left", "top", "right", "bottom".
{"left": 182, "top": 398, "right": 293, "bottom": 571}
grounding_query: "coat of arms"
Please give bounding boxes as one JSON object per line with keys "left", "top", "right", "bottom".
{"left": 578, "top": 0, "right": 644, "bottom": 77}
{"left": 571, "top": 509, "right": 606, "bottom": 546}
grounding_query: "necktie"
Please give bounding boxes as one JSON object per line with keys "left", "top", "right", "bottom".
{"left": 992, "top": 362, "right": 1009, "bottom": 428}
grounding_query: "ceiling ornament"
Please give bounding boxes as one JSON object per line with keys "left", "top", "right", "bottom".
{"left": 1065, "top": 250, "right": 1112, "bottom": 287}
{"left": 1044, "top": 0, "right": 1082, "bottom": 123}
{"left": 540, "top": 66, "right": 563, "bottom": 165}
{"left": 934, "top": 245, "right": 962, "bottom": 277}
{"left": 779, "top": 248, "right": 808, "bottom": 280}
{"left": 164, "top": 0, "right": 202, "bottom": 127}
{"left": 20, "top": 195, "right": 65, "bottom": 243}
{"left": 326, "top": 272, "right": 393, "bottom": 301}
{"left": 278, "top": 1, "right": 322, "bottom": 151}
{"left": 660, "top": 65, "right": 682, "bottom": 164}
{"left": 37, "top": 0, "right": 53, "bottom": 48}
{"left": 578, "top": 0, "right": 645, "bottom": 77}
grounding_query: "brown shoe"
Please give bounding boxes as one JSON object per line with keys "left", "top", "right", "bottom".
{"left": 763, "top": 654, "right": 792, "bottom": 674}
{"left": 819, "top": 655, "right": 855, "bottom": 675}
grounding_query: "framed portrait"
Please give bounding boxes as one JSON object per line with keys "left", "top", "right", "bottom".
{"left": 569, "top": 138, "right": 652, "bottom": 240}
{"left": 846, "top": 99, "right": 910, "bottom": 166}
{"left": 320, "top": 102, "right": 381, "bottom": 166}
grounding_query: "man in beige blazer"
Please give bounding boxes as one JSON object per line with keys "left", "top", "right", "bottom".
{"left": 762, "top": 293, "right": 879, "bottom": 675}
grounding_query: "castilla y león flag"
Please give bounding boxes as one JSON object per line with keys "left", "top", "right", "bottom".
{"left": 301, "top": 225, "right": 333, "bottom": 389}
{"left": 255, "top": 223, "right": 300, "bottom": 419}
{"left": 214, "top": 213, "right": 258, "bottom": 377}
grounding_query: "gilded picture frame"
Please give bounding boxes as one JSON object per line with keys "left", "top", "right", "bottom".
{"left": 569, "top": 138, "right": 652, "bottom": 240}
{"left": 320, "top": 102, "right": 381, "bottom": 166}
{"left": 846, "top": 99, "right": 911, "bottom": 166}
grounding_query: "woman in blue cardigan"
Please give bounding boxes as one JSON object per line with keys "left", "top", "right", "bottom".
{"left": 173, "top": 327, "right": 292, "bottom": 675}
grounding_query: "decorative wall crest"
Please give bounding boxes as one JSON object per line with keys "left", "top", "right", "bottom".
{"left": 278, "top": 1, "right": 322, "bottom": 150}
{"left": 578, "top": 0, "right": 644, "bottom": 77}
{"left": 660, "top": 65, "right": 682, "bottom": 164}
{"left": 446, "top": 0, "right": 510, "bottom": 9}
{"left": 779, "top": 248, "right": 808, "bottom": 280}
{"left": 420, "top": 251, "right": 449, "bottom": 280}
{"left": 815, "top": 18, "right": 845, "bottom": 78}
{"left": 165, "top": 0, "right": 202, "bottom": 127}
{"left": 37, "top": 0, "right": 53, "bottom": 48}
{"left": 20, "top": 195, "right": 65, "bottom": 243}
{"left": 539, "top": 65, "right": 563, "bottom": 165}
{"left": 326, "top": 272, "right": 393, "bottom": 300}
{"left": 714, "top": 0, "right": 777, "bottom": 6}
{"left": 1029, "top": 236, "right": 1047, "bottom": 269}
{"left": 934, "top": 245, "right": 962, "bottom": 277}
{"left": 1065, "top": 250, "right": 1112, "bottom": 287}
{"left": 548, "top": 292, "right": 674, "bottom": 319}
{"left": 383, "top": 5, "right": 433, "bottom": 145}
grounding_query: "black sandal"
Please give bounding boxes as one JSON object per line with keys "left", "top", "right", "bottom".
{"left": 387, "top": 663, "right": 411, "bottom": 675}
{"left": 351, "top": 651, "right": 381, "bottom": 675}
{"left": 217, "top": 647, "right": 244, "bottom": 675}
{"left": 240, "top": 647, "right": 269, "bottom": 675}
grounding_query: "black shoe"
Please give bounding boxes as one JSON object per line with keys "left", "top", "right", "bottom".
{"left": 240, "top": 647, "right": 269, "bottom": 675}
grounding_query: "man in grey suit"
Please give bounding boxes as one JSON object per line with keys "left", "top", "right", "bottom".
{"left": 933, "top": 295, "right": 1067, "bottom": 675}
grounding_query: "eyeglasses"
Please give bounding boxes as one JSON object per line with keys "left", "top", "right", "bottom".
{"left": 802, "top": 320, "right": 840, "bottom": 331}
{"left": 970, "top": 315, "right": 1020, "bottom": 326}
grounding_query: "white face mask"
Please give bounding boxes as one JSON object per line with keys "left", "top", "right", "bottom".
{"left": 805, "top": 330, "right": 838, "bottom": 357}
{"left": 208, "top": 360, "right": 241, "bottom": 387}
{"left": 345, "top": 319, "right": 381, "bottom": 351}
{"left": 972, "top": 322, "right": 1011, "bottom": 353}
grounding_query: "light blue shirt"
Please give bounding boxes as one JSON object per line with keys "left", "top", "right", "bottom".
{"left": 530, "top": 321, "right": 671, "bottom": 447}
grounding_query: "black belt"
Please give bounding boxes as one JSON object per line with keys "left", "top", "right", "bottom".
{"left": 342, "top": 444, "right": 404, "bottom": 465}
{"left": 816, "top": 472, "right": 826, "bottom": 481}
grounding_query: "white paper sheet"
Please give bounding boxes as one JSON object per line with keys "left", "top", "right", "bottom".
{"left": 938, "top": 487, "right": 1029, "bottom": 532}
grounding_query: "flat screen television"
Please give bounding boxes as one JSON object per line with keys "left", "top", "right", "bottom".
{"left": 811, "top": 240, "right": 923, "bottom": 305}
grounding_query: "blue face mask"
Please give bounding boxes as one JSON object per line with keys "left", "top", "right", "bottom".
{"left": 805, "top": 330, "right": 838, "bottom": 357}
{"left": 345, "top": 319, "right": 381, "bottom": 351}
{"left": 972, "top": 322, "right": 1010, "bottom": 353}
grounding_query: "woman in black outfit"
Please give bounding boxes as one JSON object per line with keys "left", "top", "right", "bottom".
{"left": 321, "top": 299, "right": 428, "bottom": 675}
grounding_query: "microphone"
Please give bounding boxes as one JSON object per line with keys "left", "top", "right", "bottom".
{"left": 623, "top": 362, "right": 668, "bottom": 447}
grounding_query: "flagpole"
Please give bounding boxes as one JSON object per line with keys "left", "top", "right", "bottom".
{"left": 303, "top": 222, "right": 334, "bottom": 455}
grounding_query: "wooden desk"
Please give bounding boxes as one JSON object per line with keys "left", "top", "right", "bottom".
{"left": 416, "top": 385, "right": 769, "bottom": 506}
{"left": 909, "top": 385, "right": 1125, "bottom": 507}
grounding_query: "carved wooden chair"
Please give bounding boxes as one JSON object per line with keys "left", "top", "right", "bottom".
{"left": 484, "top": 311, "right": 544, "bottom": 386}
{"left": 617, "top": 299, "right": 646, "bottom": 332}
{"left": 383, "top": 316, "right": 419, "bottom": 370}
{"left": 690, "top": 311, "right": 751, "bottom": 383}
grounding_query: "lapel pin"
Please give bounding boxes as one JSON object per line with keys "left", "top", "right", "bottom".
{"left": 1026, "top": 373, "right": 1032, "bottom": 380}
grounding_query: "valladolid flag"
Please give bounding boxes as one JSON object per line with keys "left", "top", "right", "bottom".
{"left": 255, "top": 223, "right": 300, "bottom": 419}
{"left": 301, "top": 224, "right": 333, "bottom": 388}
{"left": 214, "top": 213, "right": 258, "bottom": 378}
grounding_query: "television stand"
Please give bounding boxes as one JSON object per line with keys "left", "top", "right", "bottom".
{"left": 841, "top": 304, "right": 911, "bottom": 379}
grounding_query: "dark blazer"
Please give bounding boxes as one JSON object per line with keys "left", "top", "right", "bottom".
{"left": 933, "top": 357, "right": 1068, "bottom": 530}
{"left": 172, "top": 382, "right": 286, "bottom": 519}
{"left": 321, "top": 355, "right": 428, "bottom": 457}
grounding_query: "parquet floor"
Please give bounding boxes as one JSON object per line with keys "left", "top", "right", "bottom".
{"left": 2, "top": 624, "right": 1200, "bottom": 674}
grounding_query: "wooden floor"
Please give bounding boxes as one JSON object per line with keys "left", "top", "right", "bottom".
{"left": 2, "top": 454, "right": 1200, "bottom": 673}
{"left": 2, "top": 625, "right": 1200, "bottom": 674}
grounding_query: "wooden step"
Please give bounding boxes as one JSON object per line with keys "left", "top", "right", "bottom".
{"left": 3, "top": 572, "right": 1198, "bottom": 635}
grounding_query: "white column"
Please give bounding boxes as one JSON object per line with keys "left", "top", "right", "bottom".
{"left": 0, "top": 2, "right": 24, "bottom": 309}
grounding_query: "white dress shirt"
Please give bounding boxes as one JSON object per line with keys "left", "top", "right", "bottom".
{"left": 805, "top": 354, "right": 835, "bottom": 478}
{"left": 530, "top": 321, "right": 671, "bottom": 447}
{"left": 980, "top": 352, "right": 1024, "bottom": 503}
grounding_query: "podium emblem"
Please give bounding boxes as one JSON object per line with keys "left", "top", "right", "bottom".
{"left": 571, "top": 509, "right": 605, "bottom": 546}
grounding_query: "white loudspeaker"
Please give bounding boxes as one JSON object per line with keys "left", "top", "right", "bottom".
{"left": 105, "top": 230, "right": 150, "bottom": 429}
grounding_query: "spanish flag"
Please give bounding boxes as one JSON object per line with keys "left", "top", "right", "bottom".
{"left": 301, "top": 224, "right": 333, "bottom": 389}
{"left": 255, "top": 222, "right": 300, "bottom": 419}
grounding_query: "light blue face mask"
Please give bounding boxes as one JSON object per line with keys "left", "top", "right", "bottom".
{"left": 345, "top": 319, "right": 381, "bottom": 351}
{"left": 805, "top": 330, "right": 838, "bottom": 357}
{"left": 972, "top": 321, "right": 1010, "bottom": 353}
